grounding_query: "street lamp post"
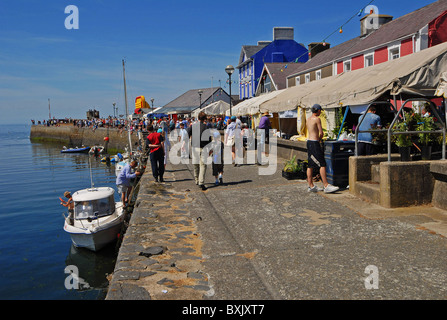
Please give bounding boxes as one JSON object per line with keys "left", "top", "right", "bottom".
{"left": 113, "top": 102, "right": 116, "bottom": 118}
{"left": 151, "top": 98, "right": 154, "bottom": 109}
{"left": 225, "top": 65, "right": 235, "bottom": 116}
{"left": 198, "top": 89, "right": 203, "bottom": 109}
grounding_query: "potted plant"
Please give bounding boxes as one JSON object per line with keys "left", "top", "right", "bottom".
{"left": 282, "top": 156, "right": 306, "bottom": 180}
{"left": 416, "top": 115, "right": 436, "bottom": 160}
{"left": 393, "top": 119, "right": 413, "bottom": 161}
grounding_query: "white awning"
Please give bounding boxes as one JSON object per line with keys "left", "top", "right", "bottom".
{"left": 261, "top": 41, "right": 447, "bottom": 112}
{"left": 227, "top": 90, "right": 286, "bottom": 116}
{"left": 192, "top": 100, "right": 230, "bottom": 118}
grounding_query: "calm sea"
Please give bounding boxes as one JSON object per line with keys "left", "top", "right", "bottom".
{"left": 0, "top": 124, "right": 120, "bottom": 300}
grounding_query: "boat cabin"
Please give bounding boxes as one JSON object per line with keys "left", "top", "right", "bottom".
{"left": 72, "top": 187, "right": 116, "bottom": 221}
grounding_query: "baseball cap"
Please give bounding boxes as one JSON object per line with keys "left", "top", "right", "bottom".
{"left": 311, "top": 104, "right": 322, "bottom": 113}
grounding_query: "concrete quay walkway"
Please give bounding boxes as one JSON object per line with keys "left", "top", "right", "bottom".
{"left": 106, "top": 155, "right": 447, "bottom": 300}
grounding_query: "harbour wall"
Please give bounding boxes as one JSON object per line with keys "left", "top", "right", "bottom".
{"left": 29, "top": 125, "right": 139, "bottom": 153}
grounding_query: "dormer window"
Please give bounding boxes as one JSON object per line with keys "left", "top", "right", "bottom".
{"left": 343, "top": 60, "right": 351, "bottom": 72}
{"left": 365, "top": 54, "right": 374, "bottom": 67}
{"left": 389, "top": 46, "right": 400, "bottom": 60}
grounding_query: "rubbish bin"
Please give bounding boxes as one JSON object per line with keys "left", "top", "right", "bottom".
{"left": 324, "top": 141, "right": 355, "bottom": 188}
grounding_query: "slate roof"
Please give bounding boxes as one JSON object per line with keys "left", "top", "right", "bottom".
{"left": 238, "top": 44, "right": 270, "bottom": 67}
{"left": 263, "top": 63, "right": 304, "bottom": 90}
{"left": 162, "top": 87, "right": 229, "bottom": 111}
{"left": 288, "top": 0, "right": 447, "bottom": 78}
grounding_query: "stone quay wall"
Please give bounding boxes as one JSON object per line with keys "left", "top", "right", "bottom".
{"left": 29, "top": 125, "right": 139, "bottom": 152}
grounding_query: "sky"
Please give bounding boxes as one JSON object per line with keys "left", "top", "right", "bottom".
{"left": 0, "top": 0, "right": 438, "bottom": 124}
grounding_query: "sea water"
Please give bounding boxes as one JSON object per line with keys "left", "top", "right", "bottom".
{"left": 0, "top": 124, "right": 121, "bottom": 300}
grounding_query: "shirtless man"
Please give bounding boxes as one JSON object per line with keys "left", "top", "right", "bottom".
{"left": 306, "top": 104, "right": 339, "bottom": 194}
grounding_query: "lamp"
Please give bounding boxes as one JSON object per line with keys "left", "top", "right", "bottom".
{"left": 225, "top": 65, "right": 234, "bottom": 116}
{"left": 198, "top": 89, "right": 203, "bottom": 109}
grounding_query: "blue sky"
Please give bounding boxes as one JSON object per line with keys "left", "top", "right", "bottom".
{"left": 0, "top": 0, "right": 437, "bottom": 124}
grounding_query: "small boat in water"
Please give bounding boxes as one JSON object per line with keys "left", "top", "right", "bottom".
{"left": 63, "top": 187, "right": 125, "bottom": 252}
{"left": 89, "top": 145, "right": 105, "bottom": 155}
{"left": 61, "top": 146, "right": 91, "bottom": 154}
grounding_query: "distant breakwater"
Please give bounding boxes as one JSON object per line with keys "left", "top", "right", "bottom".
{"left": 30, "top": 125, "right": 139, "bottom": 153}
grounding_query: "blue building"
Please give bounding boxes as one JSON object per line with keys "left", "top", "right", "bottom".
{"left": 237, "top": 27, "right": 309, "bottom": 100}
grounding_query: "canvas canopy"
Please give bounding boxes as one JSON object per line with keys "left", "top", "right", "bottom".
{"left": 192, "top": 100, "right": 230, "bottom": 118}
{"left": 259, "top": 77, "right": 334, "bottom": 113}
{"left": 436, "top": 71, "right": 447, "bottom": 98}
{"left": 227, "top": 89, "right": 285, "bottom": 116}
{"left": 260, "top": 41, "right": 447, "bottom": 113}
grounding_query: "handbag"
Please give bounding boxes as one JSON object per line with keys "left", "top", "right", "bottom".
{"left": 226, "top": 135, "right": 235, "bottom": 147}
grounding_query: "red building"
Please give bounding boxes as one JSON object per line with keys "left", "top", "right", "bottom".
{"left": 287, "top": 0, "right": 447, "bottom": 87}
{"left": 334, "top": 1, "right": 447, "bottom": 75}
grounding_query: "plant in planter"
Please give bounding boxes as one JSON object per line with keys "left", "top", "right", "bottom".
{"left": 371, "top": 123, "right": 389, "bottom": 152}
{"left": 392, "top": 118, "right": 413, "bottom": 161}
{"left": 416, "top": 115, "right": 436, "bottom": 160}
{"left": 282, "top": 156, "right": 306, "bottom": 180}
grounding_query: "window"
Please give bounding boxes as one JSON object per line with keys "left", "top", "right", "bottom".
{"left": 389, "top": 46, "right": 400, "bottom": 60}
{"left": 261, "top": 75, "right": 272, "bottom": 93}
{"left": 343, "top": 61, "right": 351, "bottom": 72}
{"left": 316, "top": 70, "right": 322, "bottom": 81}
{"left": 295, "top": 76, "right": 300, "bottom": 86}
{"left": 305, "top": 73, "right": 310, "bottom": 83}
{"left": 365, "top": 54, "right": 374, "bottom": 67}
{"left": 74, "top": 196, "right": 115, "bottom": 220}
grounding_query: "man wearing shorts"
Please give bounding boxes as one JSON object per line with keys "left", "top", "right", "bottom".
{"left": 116, "top": 160, "right": 141, "bottom": 206}
{"left": 306, "top": 104, "right": 339, "bottom": 194}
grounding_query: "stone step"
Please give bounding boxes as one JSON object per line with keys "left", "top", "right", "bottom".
{"left": 355, "top": 181, "right": 381, "bottom": 205}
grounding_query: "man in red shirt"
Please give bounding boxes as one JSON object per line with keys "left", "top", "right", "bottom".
{"left": 147, "top": 125, "right": 165, "bottom": 182}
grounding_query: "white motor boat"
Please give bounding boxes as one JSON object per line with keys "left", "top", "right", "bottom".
{"left": 63, "top": 187, "right": 125, "bottom": 252}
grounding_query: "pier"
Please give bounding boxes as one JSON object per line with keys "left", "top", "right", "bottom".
{"left": 106, "top": 157, "right": 447, "bottom": 300}
{"left": 30, "top": 125, "right": 139, "bottom": 153}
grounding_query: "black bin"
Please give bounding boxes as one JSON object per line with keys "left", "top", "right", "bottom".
{"left": 324, "top": 141, "right": 355, "bottom": 188}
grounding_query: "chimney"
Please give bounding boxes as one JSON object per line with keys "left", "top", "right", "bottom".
{"left": 273, "top": 27, "right": 294, "bottom": 40}
{"left": 360, "top": 14, "right": 393, "bottom": 37}
{"left": 308, "top": 42, "right": 331, "bottom": 59}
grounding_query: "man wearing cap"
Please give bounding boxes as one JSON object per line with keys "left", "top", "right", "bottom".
{"left": 306, "top": 104, "right": 339, "bottom": 194}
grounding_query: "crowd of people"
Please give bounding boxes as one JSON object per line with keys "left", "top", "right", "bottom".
{"left": 31, "top": 114, "right": 253, "bottom": 135}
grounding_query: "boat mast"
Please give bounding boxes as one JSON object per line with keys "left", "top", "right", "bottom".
{"left": 122, "top": 59, "right": 132, "bottom": 154}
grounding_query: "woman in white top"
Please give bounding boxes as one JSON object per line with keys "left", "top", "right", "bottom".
{"left": 225, "top": 116, "right": 238, "bottom": 166}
